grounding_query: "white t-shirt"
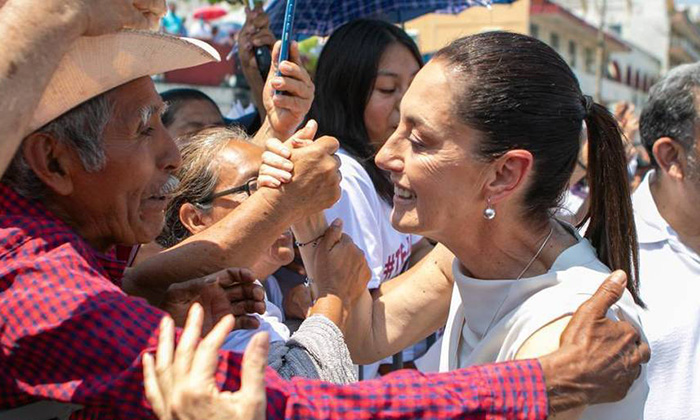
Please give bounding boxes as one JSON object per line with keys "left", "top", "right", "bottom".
{"left": 221, "top": 285, "right": 290, "bottom": 352}
{"left": 440, "top": 227, "right": 648, "bottom": 419}
{"left": 633, "top": 171, "right": 700, "bottom": 420}
{"left": 325, "top": 149, "right": 420, "bottom": 289}
{"left": 264, "top": 275, "right": 285, "bottom": 322}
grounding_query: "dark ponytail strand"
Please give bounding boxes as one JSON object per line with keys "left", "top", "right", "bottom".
{"left": 581, "top": 99, "right": 643, "bottom": 307}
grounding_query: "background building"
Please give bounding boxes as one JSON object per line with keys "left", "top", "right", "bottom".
{"left": 405, "top": 0, "right": 661, "bottom": 106}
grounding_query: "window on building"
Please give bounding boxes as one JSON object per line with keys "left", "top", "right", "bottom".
{"left": 550, "top": 33, "right": 560, "bottom": 52}
{"left": 530, "top": 23, "right": 539, "bottom": 39}
{"left": 568, "top": 41, "right": 577, "bottom": 68}
{"left": 585, "top": 48, "right": 594, "bottom": 74}
{"left": 626, "top": 66, "right": 632, "bottom": 86}
{"left": 608, "top": 24, "right": 622, "bottom": 36}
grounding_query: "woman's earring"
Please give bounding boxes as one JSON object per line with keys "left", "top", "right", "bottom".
{"left": 483, "top": 198, "right": 496, "bottom": 220}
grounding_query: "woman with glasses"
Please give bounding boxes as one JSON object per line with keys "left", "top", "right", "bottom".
{"left": 151, "top": 126, "right": 371, "bottom": 383}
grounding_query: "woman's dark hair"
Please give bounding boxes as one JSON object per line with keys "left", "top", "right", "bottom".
{"left": 434, "top": 32, "right": 641, "bottom": 305}
{"left": 309, "top": 19, "right": 423, "bottom": 204}
{"left": 160, "top": 88, "right": 223, "bottom": 127}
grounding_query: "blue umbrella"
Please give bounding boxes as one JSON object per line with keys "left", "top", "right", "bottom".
{"left": 266, "top": 0, "right": 516, "bottom": 38}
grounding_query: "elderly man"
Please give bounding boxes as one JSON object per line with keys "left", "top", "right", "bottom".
{"left": 0, "top": 23, "right": 648, "bottom": 420}
{"left": 635, "top": 63, "right": 700, "bottom": 420}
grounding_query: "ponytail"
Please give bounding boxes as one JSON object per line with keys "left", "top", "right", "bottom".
{"left": 581, "top": 100, "right": 643, "bottom": 306}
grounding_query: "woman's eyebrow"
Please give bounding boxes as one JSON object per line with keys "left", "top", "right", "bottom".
{"left": 376, "top": 70, "right": 399, "bottom": 77}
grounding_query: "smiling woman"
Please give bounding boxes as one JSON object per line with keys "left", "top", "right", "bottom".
{"left": 261, "top": 31, "right": 648, "bottom": 419}
{"left": 371, "top": 32, "right": 645, "bottom": 420}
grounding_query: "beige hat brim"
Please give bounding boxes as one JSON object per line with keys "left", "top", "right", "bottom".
{"left": 28, "top": 30, "right": 221, "bottom": 135}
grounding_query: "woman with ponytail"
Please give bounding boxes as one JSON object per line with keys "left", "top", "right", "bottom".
{"left": 260, "top": 31, "right": 646, "bottom": 418}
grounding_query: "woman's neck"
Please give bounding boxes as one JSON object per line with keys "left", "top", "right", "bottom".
{"left": 444, "top": 219, "right": 578, "bottom": 281}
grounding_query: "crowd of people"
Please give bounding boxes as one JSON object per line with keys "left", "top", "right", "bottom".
{"left": 1, "top": 0, "right": 698, "bottom": 419}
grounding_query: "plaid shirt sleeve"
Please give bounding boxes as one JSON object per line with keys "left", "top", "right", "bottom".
{"left": 1, "top": 254, "right": 547, "bottom": 420}
{"left": 261, "top": 358, "right": 548, "bottom": 420}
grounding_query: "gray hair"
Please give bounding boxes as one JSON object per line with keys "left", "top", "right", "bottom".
{"left": 2, "top": 93, "right": 112, "bottom": 199}
{"left": 640, "top": 62, "right": 700, "bottom": 167}
{"left": 157, "top": 126, "right": 250, "bottom": 248}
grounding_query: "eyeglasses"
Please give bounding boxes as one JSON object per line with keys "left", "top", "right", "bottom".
{"left": 194, "top": 178, "right": 258, "bottom": 207}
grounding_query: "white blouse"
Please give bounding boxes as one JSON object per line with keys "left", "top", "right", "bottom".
{"left": 440, "top": 229, "right": 648, "bottom": 419}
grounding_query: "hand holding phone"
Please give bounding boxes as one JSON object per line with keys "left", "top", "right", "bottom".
{"left": 276, "top": 0, "right": 297, "bottom": 90}
{"left": 245, "top": 0, "right": 272, "bottom": 80}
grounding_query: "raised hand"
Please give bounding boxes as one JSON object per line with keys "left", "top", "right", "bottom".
{"left": 72, "top": 0, "right": 165, "bottom": 36}
{"left": 237, "top": 6, "right": 276, "bottom": 115}
{"left": 262, "top": 40, "right": 315, "bottom": 139}
{"left": 143, "top": 304, "right": 268, "bottom": 420}
{"left": 258, "top": 119, "right": 317, "bottom": 188}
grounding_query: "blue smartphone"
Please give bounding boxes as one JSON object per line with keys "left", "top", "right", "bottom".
{"left": 277, "top": 0, "right": 297, "bottom": 76}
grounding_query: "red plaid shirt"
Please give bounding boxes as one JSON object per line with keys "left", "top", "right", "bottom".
{"left": 0, "top": 183, "right": 548, "bottom": 419}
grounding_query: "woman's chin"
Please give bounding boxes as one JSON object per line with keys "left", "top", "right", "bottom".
{"left": 390, "top": 209, "right": 422, "bottom": 234}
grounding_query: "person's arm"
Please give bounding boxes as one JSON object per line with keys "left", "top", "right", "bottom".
{"left": 122, "top": 188, "right": 297, "bottom": 304}
{"left": 145, "top": 271, "right": 650, "bottom": 420}
{"left": 122, "top": 135, "right": 342, "bottom": 304}
{"left": 148, "top": 303, "right": 550, "bottom": 420}
{"left": 267, "top": 217, "right": 371, "bottom": 383}
{"left": 344, "top": 243, "right": 456, "bottom": 363}
{"left": 0, "top": 0, "right": 164, "bottom": 176}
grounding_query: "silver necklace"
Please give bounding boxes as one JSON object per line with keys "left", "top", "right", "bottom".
{"left": 481, "top": 226, "right": 555, "bottom": 336}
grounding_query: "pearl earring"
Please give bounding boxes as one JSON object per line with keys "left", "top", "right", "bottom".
{"left": 483, "top": 198, "right": 496, "bottom": 220}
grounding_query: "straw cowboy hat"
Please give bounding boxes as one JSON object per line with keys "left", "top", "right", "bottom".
{"left": 27, "top": 29, "right": 220, "bottom": 137}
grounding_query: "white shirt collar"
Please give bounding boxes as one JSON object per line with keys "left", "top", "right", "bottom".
{"left": 633, "top": 170, "right": 700, "bottom": 264}
{"left": 632, "top": 170, "right": 673, "bottom": 245}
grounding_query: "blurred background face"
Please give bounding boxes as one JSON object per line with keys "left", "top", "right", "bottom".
{"left": 167, "top": 99, "right": 224, "bottom": 140}
{"left": 376, "top": 60, "right": 489, "bottom": 242}
{"left": 364, "top": 42, "right": 421, "bottom": 149}
{"left": 188, "top": 140, "right": 295, "bottom": 271}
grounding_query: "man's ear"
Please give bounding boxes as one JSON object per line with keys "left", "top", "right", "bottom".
{"left": 652, "top": 137, "right": 685, "bottom": 180}
{"left": 483, "top": 149, "right": 534, "bottom": 204}
{"left": 179, "top": 202, "right": 209, "bottom": 235}
{"left": 21, "top": 133, "right": 75, "bottom": 196}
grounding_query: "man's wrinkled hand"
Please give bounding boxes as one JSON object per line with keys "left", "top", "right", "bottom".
{"left": 72, "top": 0, "right": 165, "bottom": 36}
{"left": 539, "top": 270, "right": 650, "bottom": 413}
{"left": 160, "top": 268, "right": 265, "bottom": 336}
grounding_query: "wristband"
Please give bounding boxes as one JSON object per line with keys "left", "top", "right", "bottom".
{"left": 294, "top": 233, "right": 324, "bottom": 248}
